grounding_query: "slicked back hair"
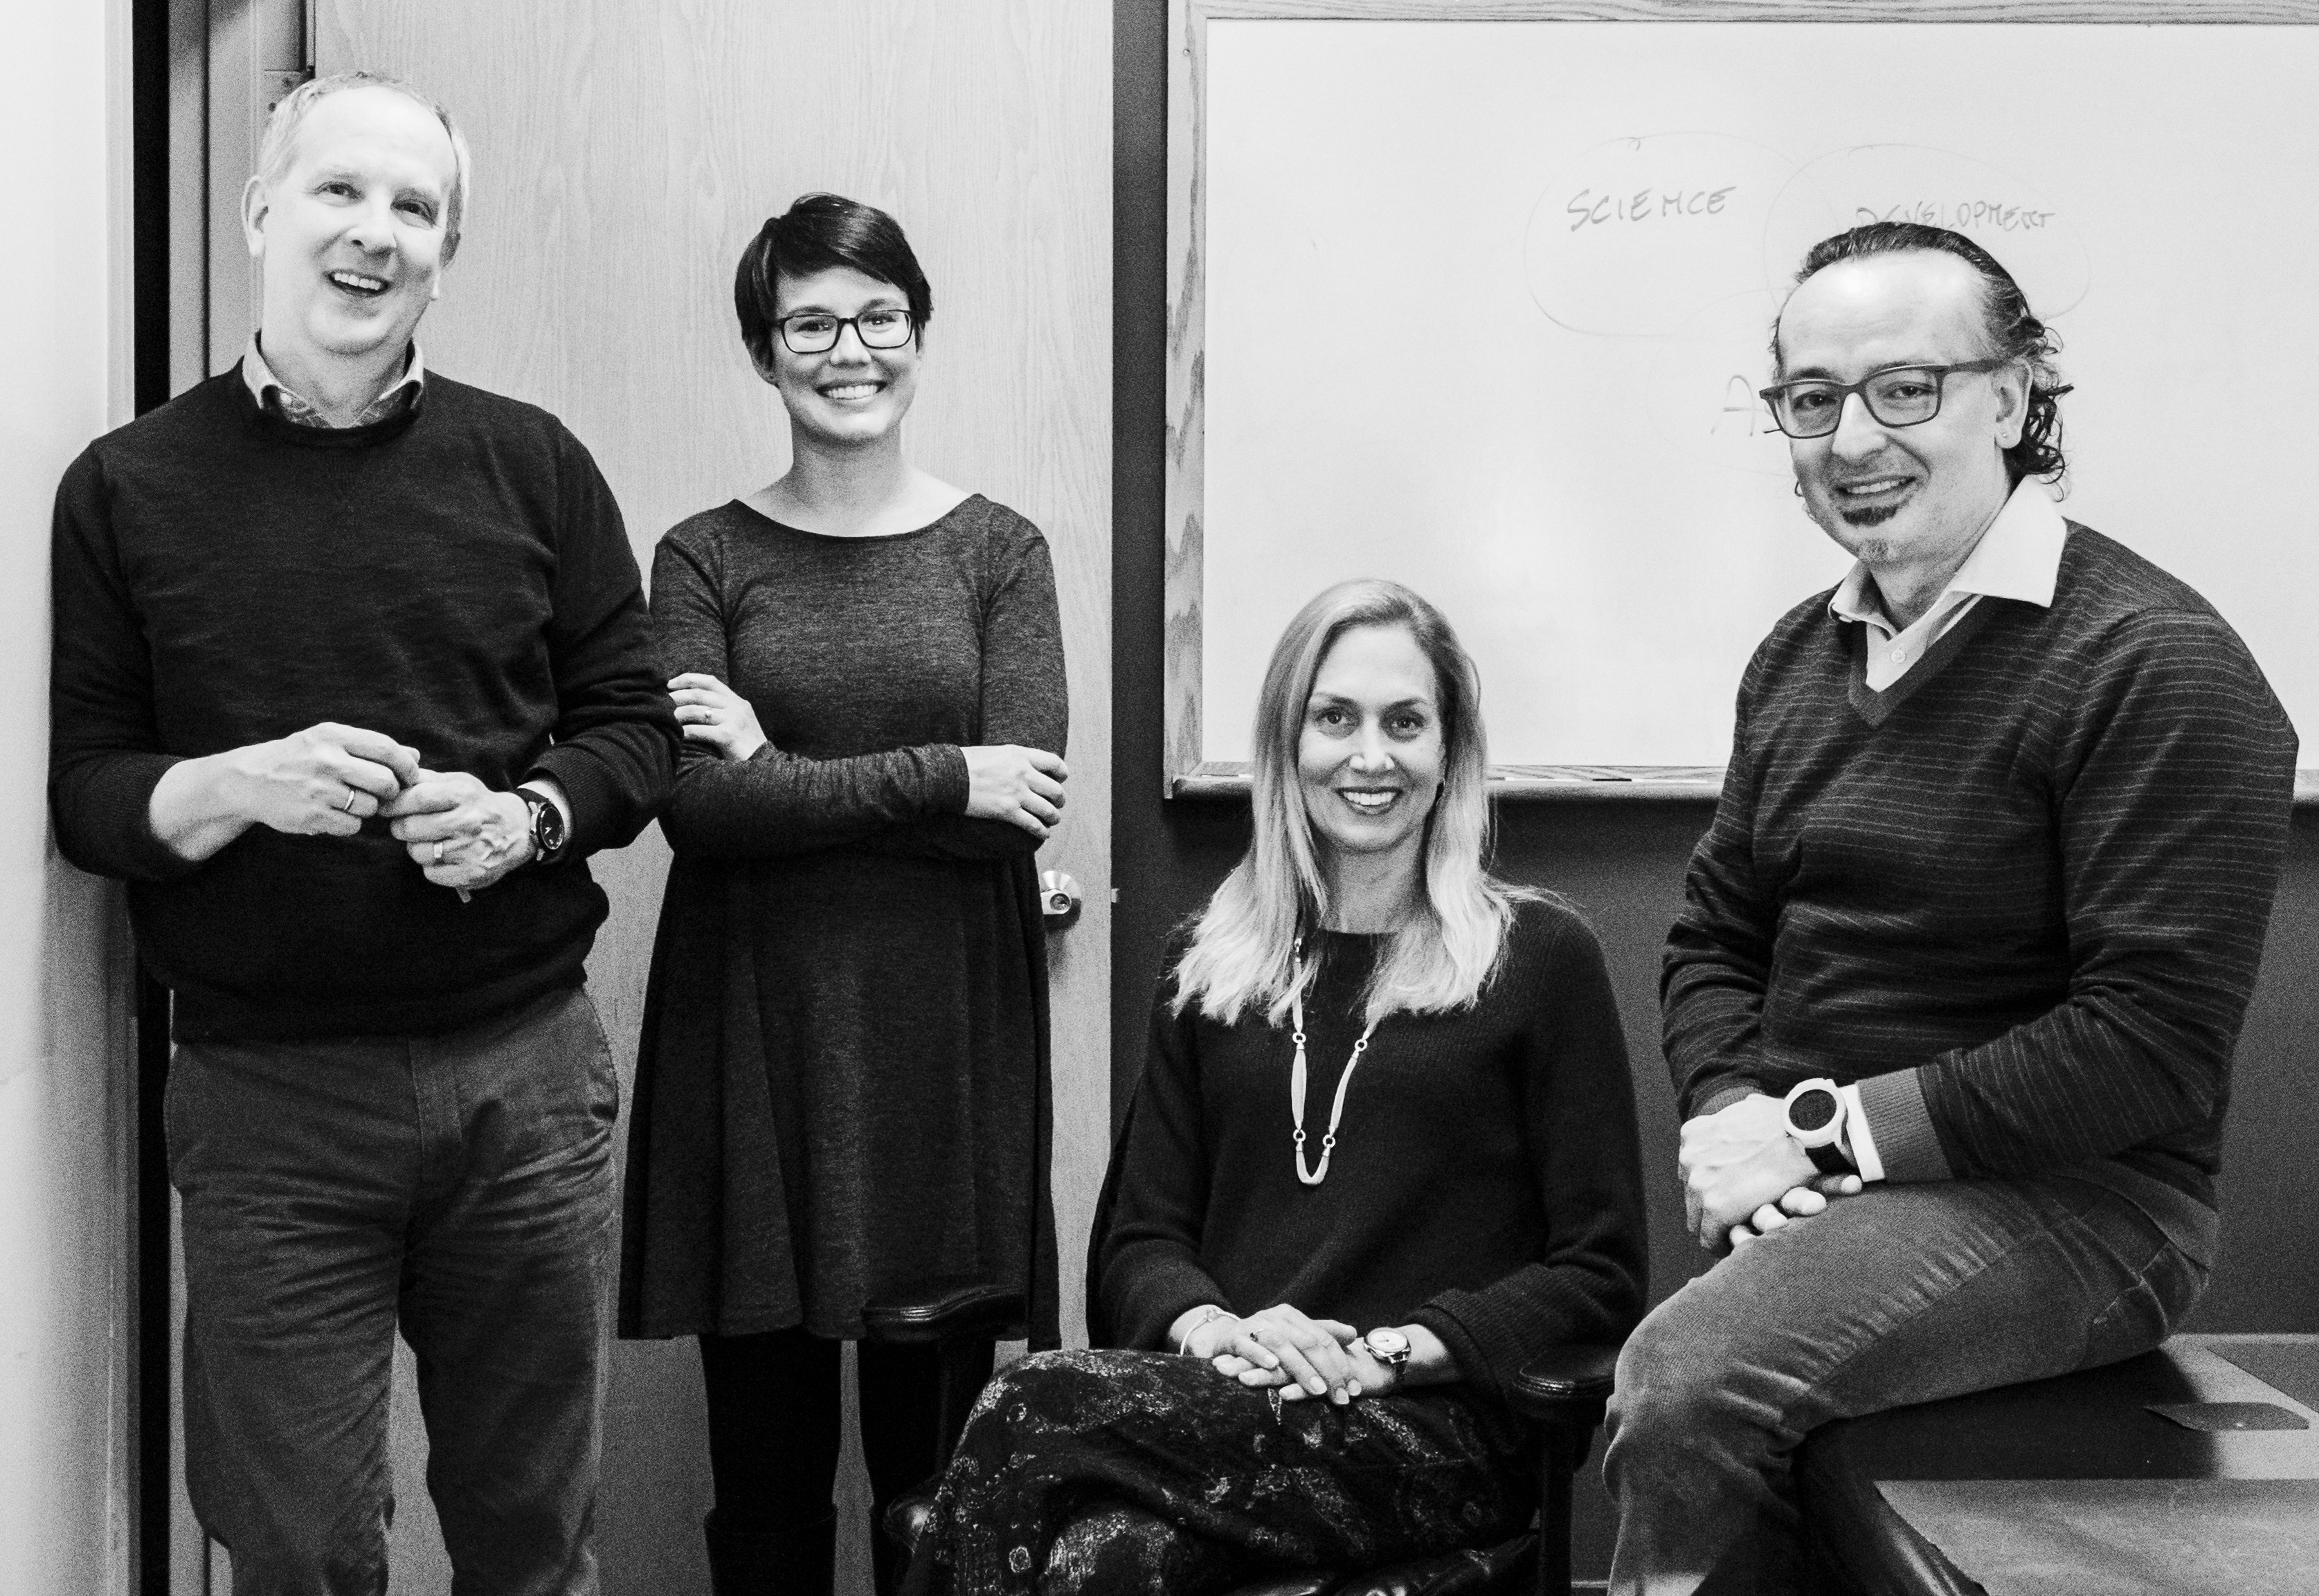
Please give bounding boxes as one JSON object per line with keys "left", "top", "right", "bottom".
{"left": 255, "top": 71, "right": 471, "bottom": 264}
{"left": 734, "top": 194, "right": 933, "bottom": 370}
{"left": 1778, "top": 222, "right": 2071, "bottom": 485}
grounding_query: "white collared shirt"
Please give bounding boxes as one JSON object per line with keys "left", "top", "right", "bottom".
{"left": 1828, "top": 478, "right": 2069, "bottom": 691}
{"left": 242, "top": 334, "right": 426, "bottom": 429}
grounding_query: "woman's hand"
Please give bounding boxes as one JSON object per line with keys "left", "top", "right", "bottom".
{"left": 1342, "top": 1323, "right": 1458, "bottom": 1399}
{"left": 669, "top": 672, "right": 768, "bottom": 762}
{"left": 962, "top": 744, "right": 1067, "bottom": 837}
{"left": 1208, "top": 1304, "right": 1362, "bottom": 1404}
{"left": 1341, "top": 1339, "right": 1402, "bottom": 1399}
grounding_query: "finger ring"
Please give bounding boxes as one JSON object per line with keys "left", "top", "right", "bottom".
{"left": 432, "top": 842, "right": 444, "bottom": 865}
{"left": 342, "top": 790, "right": 360, "bottom": 813}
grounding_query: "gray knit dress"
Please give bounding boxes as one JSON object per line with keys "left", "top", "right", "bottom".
{"left": 619, "top": 494, "right": 1065, "bottom": 1346}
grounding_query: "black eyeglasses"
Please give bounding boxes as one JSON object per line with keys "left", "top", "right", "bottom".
{"left": 1758, "top": 359, "right": 2009, "bottom": 439}
{"left": 774, "top": 309, "right": 917, "bottom": 354}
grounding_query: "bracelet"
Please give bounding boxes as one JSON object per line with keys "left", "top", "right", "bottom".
{"left": 1176, "top": 1305, "right": 1234, "bottom": 1356}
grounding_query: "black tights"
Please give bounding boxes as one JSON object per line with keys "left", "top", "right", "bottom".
{"left": 699, "top": 1325, "right": 948, "bottom": 1540}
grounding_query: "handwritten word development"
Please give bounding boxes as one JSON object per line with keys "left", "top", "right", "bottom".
{"left": 1856, "top": 199, "right": 2057, "bottom": 233}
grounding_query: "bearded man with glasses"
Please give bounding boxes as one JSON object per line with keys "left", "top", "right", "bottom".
{"left": 1600, "top": 222, "right": 2296, "bottom": 1593}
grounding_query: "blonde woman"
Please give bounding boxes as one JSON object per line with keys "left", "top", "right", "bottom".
{"left": 904, "top": 580, "right": 1648, "bottom": 1594}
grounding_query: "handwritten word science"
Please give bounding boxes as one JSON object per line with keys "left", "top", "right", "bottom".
{"left": 1565, "top": 185, "right": 1738, "bottom": 233}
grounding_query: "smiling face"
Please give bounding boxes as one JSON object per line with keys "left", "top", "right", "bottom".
{"left": 757, "top": 266, "right": 922, "bottom": 448}
{"left": 1776, "top": 250, "right": 2026, "bottom": 574}
{"left": 1297, "top": 622, "right": 1445, "bottom": 873}
{"left": 243, "top": 86, "right": 458, "bottom": 376}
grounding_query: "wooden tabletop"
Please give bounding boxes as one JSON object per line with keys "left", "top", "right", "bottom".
{"left": 1798, "top": 1334, "right": 2319, "bottom": 1595}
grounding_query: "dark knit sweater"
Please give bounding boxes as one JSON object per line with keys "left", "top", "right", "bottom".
{"left": 620, "top": 497, "right": 1065, "bottom": 1345}
{"left": 1663, "top": 525, "right": 2295, "bottom": 1208}
{"left": 1097, "top": 900, "right": 1648, "bottom": 1406}
{"left": 48, "top": 368, "right": 676, "bottom": 1041}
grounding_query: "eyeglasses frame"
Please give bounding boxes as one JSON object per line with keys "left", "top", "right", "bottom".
{"left": 773, "top": 309, "right": 918, "bottom": 356}
{"left": 1758, "top": 357, "right": 2013, "bottom": 439}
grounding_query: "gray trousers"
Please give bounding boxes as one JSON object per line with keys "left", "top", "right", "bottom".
{"left": 1602, "top": 1171, "right": 2208, "bottom": 1596}
{"left": 168, "top": 985, "right": 618, "bottom": 1596}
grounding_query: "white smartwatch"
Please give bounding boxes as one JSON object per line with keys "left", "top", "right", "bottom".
{"left": 1782, "top": 1078, "right": 1856, "bottom": 1176}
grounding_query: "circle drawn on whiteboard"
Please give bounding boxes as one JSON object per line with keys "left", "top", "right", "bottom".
{"left": 1762, "top": 146, "right": 2089, "bottom": 320}
{"left": 1526, "top": 133, "right": 1801, "bottom": 337}
{"left": 1645, "top": 289, "right": 1793, "bottom": 478}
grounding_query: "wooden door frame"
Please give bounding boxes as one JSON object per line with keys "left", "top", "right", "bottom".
{"left": 156, "top": 10, "right": 312, "bottom": 1590}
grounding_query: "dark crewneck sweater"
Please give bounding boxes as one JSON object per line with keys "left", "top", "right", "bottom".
{"left": 1664, "top": 525, "right": 2295, "bottom": 1213}
{"left": 48, "top": 368, "right": 676, "bottom": 1041}
{"left": 1097, "top": 900, "right": 1648, "bottom": 1405}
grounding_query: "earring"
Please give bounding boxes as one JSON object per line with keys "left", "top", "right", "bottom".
{"left": 1793, "top": 480, "right": 1805, "bottom": 498}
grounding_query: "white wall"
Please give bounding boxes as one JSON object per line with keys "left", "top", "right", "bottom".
{"left": 0, "top": 0, "right": 138, "bottom": 1591}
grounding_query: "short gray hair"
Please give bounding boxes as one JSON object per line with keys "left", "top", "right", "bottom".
{"left": 255, "top": 71, "right": 472, "bottom": 262}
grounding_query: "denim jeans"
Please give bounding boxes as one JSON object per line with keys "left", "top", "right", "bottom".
{"left": 1601, "top": 1171, "right": 2210, "bottom": 1596}
{"left": 168, "top": 985, "right": 619, "bottom": 1596}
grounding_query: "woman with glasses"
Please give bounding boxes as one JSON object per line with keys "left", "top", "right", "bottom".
{"left": 621, "top": 192, "right": 1069, "bottom": 1593}
{"left": 903, "top": 580, "right": 1646, "bottom": 1595}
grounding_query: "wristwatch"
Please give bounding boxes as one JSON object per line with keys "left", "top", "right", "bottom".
{"left": 1783, "top": 1078, "right": 1856, "bottom": 1175}
{"left": 521, "top": 789, "right": 567, "bottom": 865}
{"left": 1357, "top": 1327, "right": 1411, "bottom": 1368}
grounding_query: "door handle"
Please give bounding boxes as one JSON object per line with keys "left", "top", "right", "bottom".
{"left": 1039, "top": 871, "right": 1083, "bottom": 930}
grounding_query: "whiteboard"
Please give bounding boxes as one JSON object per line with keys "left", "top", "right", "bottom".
{"left": 1171, "top": 12, "right": 2319, "bottom": 786}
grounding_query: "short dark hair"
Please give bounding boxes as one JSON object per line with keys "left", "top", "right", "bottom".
{"left": 1778, "top": 222, "right": 2070, "bottom": 485}
{"left": 734, "top": 193, "right": 932, "bottom": 370}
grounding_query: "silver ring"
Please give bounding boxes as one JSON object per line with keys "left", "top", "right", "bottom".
{"left": 432, "top": 841, "right": 444, "bottom": 865}
{"left": 342, "top": 790, "right": 360, "bottom": 813}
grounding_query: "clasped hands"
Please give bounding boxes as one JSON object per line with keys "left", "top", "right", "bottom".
{"left": 1172, "top": 1303, "right": 1416, "bottom": 1406}
{"left": 671, "top": 671, "right": 1069, "bottom": 837}
{"left": 1679, "top": 1092, "right": 1864, "bottom": 1254}
{"left": 153, "top": 721, "right": 541, "bottom": 893}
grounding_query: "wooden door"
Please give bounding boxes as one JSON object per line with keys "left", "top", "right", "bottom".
{"left": 194, "top": 3, "right": 1110, "bottom": 1589}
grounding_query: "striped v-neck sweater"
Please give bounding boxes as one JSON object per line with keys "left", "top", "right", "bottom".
{"left": 1663, "top": 523, "right": 2295, "bottom": 1208}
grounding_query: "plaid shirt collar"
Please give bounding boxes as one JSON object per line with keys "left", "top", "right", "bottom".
{"left": 242, "top": 334, "right": 426, "bottom": 429}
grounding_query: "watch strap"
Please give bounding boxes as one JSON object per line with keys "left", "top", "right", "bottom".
{"left": 1805, "top": 1139, "right": 1855, "bottom": 1175}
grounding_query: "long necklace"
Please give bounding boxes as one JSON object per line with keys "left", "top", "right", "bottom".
{"left": 1288, "top": 950, "right": 1380, "bottom": 1186}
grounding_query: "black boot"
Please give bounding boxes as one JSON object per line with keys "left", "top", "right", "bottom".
{"left": 703, "top": 1507, "right": 837, "bottom": 1596}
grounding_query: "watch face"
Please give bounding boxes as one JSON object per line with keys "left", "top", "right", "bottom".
{"left": 531, "top": 796, "right": 565, "bottom": 855}
{"left": 1365, "top": 1328, "right": 1410, "bottom": 1361}
{"left": 1789, "top": 1089, "right": 1839, "bottom": 1133}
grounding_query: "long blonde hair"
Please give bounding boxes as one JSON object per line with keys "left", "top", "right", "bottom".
{"left": 1173, "top": 579, "right": 1537, "bottom": 1027}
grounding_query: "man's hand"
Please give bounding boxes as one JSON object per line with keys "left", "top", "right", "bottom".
{"left": 962, "top": 745, "right": 1068, "bottom": 837}
{"left": 1679, "top": 1093, "right": 1820, "bottom": 1252}
{"left": 150, "top": 722, "right": 422, "bottom": 861}
{"left": 669, "top": 672, "right": 767, "bottom": 762}
{"left": 1728, "top": 1172, "right": 1866, "bottom": 1251}
{"left": 382, "top": 770, "right": 534, "bottom": 892}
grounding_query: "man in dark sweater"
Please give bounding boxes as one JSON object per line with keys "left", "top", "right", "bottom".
{"left": 48, "top": 73, "right": 674, "bottom": 1593}
{"left": 1600, "top": 224, "right": 2296, "bottom": 1593}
